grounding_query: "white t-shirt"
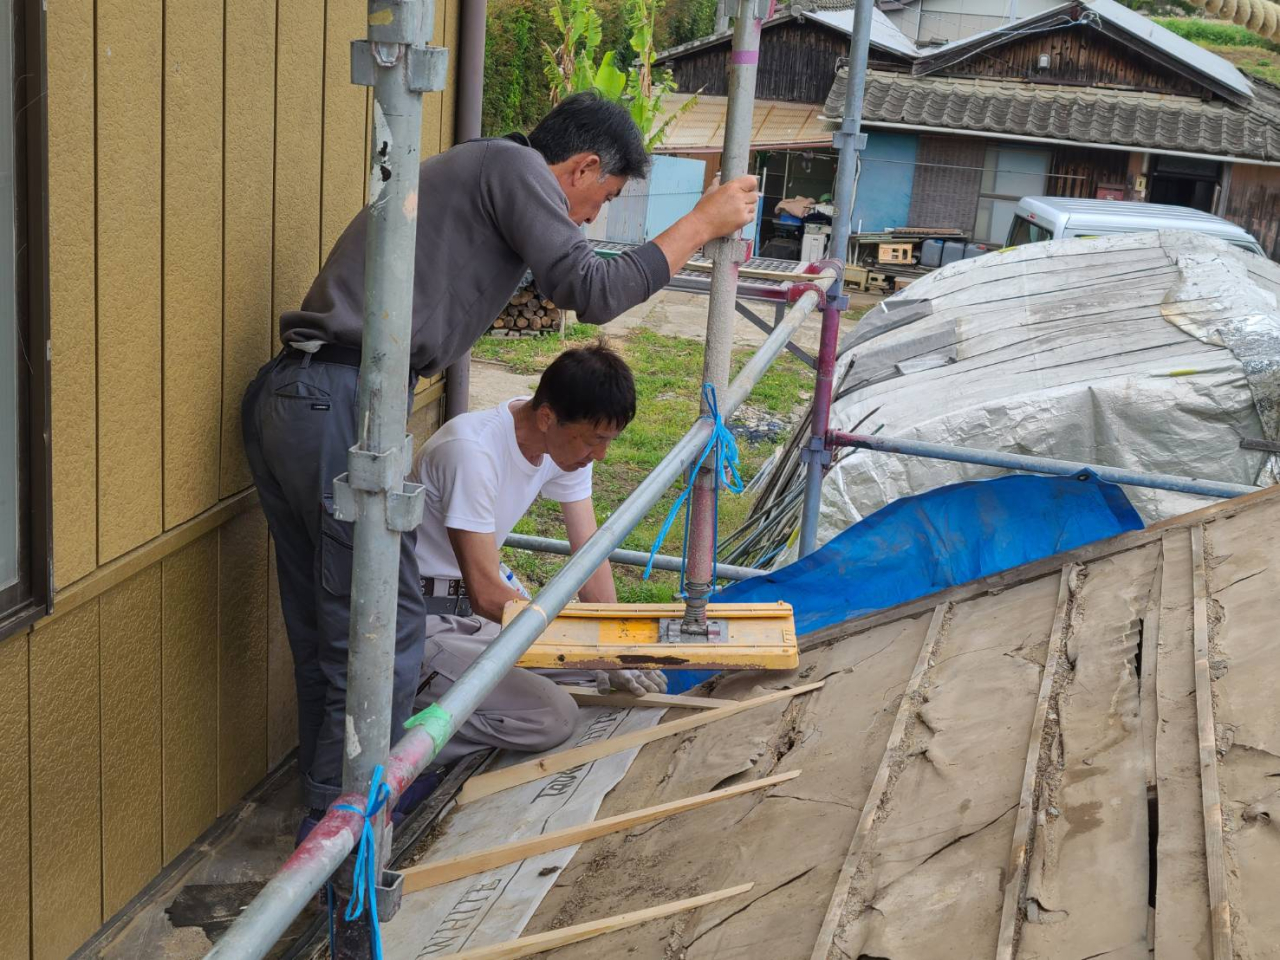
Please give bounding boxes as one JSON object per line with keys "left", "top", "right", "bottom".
{"left": 411, "top": 397, "right": 593, "bottom": 580}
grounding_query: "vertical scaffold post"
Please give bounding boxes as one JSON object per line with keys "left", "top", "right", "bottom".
{"left": 682, "top": 0, "right": 768, "bottom": 634}
{"left": 328, "top": 2, "right": 447, "bottom": 954}
{"left": 797, "top": 0, "right": 872, "bottom": 559}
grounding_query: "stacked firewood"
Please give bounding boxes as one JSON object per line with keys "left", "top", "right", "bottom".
{"left": 491, "top": 288, "right": 563, "bottom": 333}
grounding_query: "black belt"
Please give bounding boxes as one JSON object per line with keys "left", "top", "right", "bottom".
{"left": 421, "top": 577, "right": 472, "bottom": 617}
{"left": 286, "top": 343, "right": 363, "bottom": 367}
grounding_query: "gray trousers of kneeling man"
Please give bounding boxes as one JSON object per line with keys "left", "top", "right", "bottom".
{"left": 417, "top": 614, "right": 583, "bottom": 765}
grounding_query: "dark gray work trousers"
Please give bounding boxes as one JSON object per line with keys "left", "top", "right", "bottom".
{"left": 241, "top": 349, "right": 425, "bottom": 810}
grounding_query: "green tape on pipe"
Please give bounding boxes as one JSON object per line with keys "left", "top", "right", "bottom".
{"left": 404, "top": 702, "right": 454, "bottom": 752}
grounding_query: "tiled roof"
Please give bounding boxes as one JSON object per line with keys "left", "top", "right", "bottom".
{"left": 823, "top": 68, "right": 1280, "bottom": 161}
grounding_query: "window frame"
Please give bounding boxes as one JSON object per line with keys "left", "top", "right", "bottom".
{"left": 975, "top": 144, "right": 1052, "bottom": 245}
{"left": 0, "top": 0, "right": 51, "bottom": 642}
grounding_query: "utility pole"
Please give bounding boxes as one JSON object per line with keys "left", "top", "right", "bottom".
{"left": 329, "top": 1, "right": 447, "bottom": 954}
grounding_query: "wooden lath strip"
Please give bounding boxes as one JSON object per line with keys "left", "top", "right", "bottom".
{"left": 562, "top": 688, "right": 732, "bottom": 710}
{"left": 1141, "top": 545, "right": 1164, "bottom": 791}
{"left": 447, "top": 883, "right": 755, "bottom": 960}
{"left": 994, "top": 564, "right": 1080, "bottom": 960}
{"left": 809, "top": 603, "right": 951, "bottom": 960}
{"left": 457, "top": 681, "right": 825, "bottom": 806}
{"left": 402, "top": 770, "right": 800, "bottom": 893}
{"left": 1191, "top": 524, "right": 1233, "bottom": 959}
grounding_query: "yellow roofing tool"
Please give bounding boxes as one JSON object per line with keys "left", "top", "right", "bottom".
{"left": 512, "top": 377, "right": 804, "bottom": 674}
{"left": 507, "top": 600, "right": 799, "bottom": 671}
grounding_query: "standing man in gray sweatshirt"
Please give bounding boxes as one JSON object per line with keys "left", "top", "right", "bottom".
{"left": 241, "top": 92, "right": 759, "bottom": 834}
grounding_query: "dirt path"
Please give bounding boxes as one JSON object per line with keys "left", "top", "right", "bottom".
{"left": 467, "top": 359, "right": 540, "bottom": 412}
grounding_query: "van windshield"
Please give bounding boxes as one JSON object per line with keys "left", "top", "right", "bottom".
{"left": 1007, "top": 214, "right": 1053, "bottom": 247}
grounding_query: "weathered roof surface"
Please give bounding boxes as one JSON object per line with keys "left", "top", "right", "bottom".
{"left": 796, "top": 7, "right": 920, "bottom": 60}
{"left": 822, "top": 68, "right": 1280, "bottom": 161}
{"left": 517, "top": 485, "right": 1280, "bottom": 958}
{"left": 653, "top": 8, "right": 918, "bottom": 64}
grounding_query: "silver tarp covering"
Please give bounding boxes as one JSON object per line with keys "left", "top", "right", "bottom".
{"left": 812, "top": 230, "right": 1280, "bottom": 546}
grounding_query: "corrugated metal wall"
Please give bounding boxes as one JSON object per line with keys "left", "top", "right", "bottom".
{"left": 0, "top": 2, "right": 457, "bottom": 957}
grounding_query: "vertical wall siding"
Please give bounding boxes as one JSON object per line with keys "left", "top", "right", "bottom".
{"left": 29, "top": 602, "right": 101, "bottom": 960}
{"left": 161, "top": 534, "right": 221, "bottom": 862}
{"left": 220, "top": 0, "right": 278, "bottom": 498}
{"left": 46, "top": 0, "right": 97, "bottom": 587}
{"left": 0, "top": 635, "right": 29, "bottom": 960}
{"left": 272, "top": 0, "right": 325, "bottom": 326}
{"left": 217, "top": 509, "right": 270, "bottom": 813}
{"left": 163, "top": 0, "right": 226, "bottom": 528}
{"left": 99, "top": 566, "right": 164, "bottom": 917}
{"left": 95, "top": 0, "right": 164, "bottom": 563}
{"left": 321, "top": 1, "right": 369, "bottom": 260}
{"left": 18, "top": 0, "right": 462, "bottom": 954}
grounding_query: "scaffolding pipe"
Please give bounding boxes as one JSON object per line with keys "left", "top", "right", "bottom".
{"left": 443, "top": 0, "right": 487, "bottom": 422}
{"left": 798, "top": 0, "right": 874, "bottom": 559}
{"left": 828, "top": 431, "right": 1261, "bottom": 500}
{"left": 502, "top": 533, "right": 765, "bottom": 581}
{"left": 328, "top": 6, "right": 438, "bottom": 955}
{"left": 684, "top": 0, "right": 767, "bottom": 633}
{"left": 204, "top": 279, "right": 828, "bottom": 960}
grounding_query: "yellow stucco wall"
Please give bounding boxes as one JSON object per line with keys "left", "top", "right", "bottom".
{"left": 7, "top": 1, "right": 458, "bottom": 956}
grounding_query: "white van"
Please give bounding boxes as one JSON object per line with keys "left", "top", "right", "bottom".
{"left": 1006, "top": 196, "right": 1265, "bottom": 256}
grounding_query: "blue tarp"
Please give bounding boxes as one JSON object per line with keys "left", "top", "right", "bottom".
{"left": 664, "top": 472, "right": 1141, "bottom": 694}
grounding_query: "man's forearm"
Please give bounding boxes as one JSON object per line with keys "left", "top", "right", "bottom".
{"left": 652, "top": 212, "right": 718, "bottom": 277}
{"left": 577, "top": 560, "right": 617, "bottom": 604}
{"left": 468, "top": 581, "right": 525, "bottom": 624}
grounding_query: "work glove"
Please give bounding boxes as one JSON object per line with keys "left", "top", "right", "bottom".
{"left": 593, "top": 669, "right": 668, "bottom": 696}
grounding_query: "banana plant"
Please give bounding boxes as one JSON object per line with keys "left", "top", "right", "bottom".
{"left": 543, "top": 0, "right": 699, "bottom": 149}
{"left": 542, "top": 0, "right": 603, "bottom": 105}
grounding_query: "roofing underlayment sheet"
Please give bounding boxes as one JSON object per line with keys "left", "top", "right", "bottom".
{"left": 382, "top": 704, "right": 664, "bottom": 957}
{"left": 509, "top": 487, "right": 1280, "bottom": 959}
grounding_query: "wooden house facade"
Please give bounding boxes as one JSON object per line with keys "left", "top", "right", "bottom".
{"left": 656, "top": 3, "right": 1280, "bottom": 254}
{"left": 0, "top": 2, "right": 461, "bottom": 957}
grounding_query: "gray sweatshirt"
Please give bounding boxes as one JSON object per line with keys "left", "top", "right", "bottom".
{"left": 280, "top": 134, "right": 671, "bottom": 376}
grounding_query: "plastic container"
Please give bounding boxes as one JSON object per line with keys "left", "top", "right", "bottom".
{"left": 920, "top": 238, "right": 945, "bottom": 268}
{"left": 964, "top": 242, "right": 994, "bottom": 259}
{"left": 940, "top": 240, "right": 966, "bottom": 266}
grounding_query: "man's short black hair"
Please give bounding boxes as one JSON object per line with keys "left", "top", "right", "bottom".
{"left": 531, "top": 341, "right": 637, "bottom": 429}
{"left": 528, "top": 93, "right": 650, "bottom": 181}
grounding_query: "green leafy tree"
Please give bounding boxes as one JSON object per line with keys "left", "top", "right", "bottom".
{"left": 542, "top": 0, "right": 697, "bottom": 148}
{"left": 483, "top": 0, "right": 558, "bottom": 135}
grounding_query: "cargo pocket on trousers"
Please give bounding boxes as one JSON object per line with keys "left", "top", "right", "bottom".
{"left": 320, "top": 500, "right": 354, "bottom": 598}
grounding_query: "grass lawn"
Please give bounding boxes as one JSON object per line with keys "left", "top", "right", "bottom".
{"left": 473, "top": 323, "right": 815, "bottom": 602}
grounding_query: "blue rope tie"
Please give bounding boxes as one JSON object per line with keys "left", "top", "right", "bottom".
{"left": 645, "top": 383, "right": 744, "bottom": 592}
{"left": 326, "top": 765, "right": 392, "bottom": 960}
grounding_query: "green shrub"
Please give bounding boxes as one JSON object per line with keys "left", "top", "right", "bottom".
{"left": 1152, "top": 16, "right": 1280, "bottom": 53}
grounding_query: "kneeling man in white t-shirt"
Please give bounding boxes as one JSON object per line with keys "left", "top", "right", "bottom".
{"left": 409, "top": 341, "right": 667, "bottom": 765}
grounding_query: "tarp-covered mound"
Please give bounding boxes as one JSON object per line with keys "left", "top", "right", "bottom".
{"left": 814, "top": 229, "right": 1280, "bottom": 546}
